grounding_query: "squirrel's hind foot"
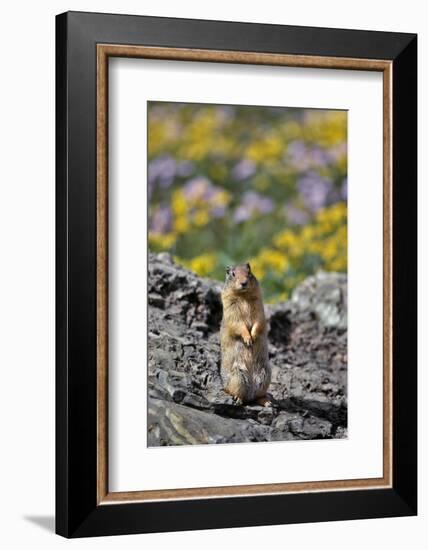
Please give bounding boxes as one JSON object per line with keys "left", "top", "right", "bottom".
{"left": 256, "top": 394, "right": 273, "bottom": 408}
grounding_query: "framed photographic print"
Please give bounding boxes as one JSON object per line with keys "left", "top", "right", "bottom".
{"left": 56, "top": 11, "right": 417, "bottom": 538}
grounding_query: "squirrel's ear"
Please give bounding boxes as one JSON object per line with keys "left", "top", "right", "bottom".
{"left": 226, "top": 265, "right": 231, "bottom": 274}
{"left": 246, "top": 262, "right": 251, "bottom": 271}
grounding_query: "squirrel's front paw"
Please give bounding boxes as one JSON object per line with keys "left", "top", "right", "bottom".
{"left": 242, "top": 332, "right": 252, "bottom": 347}
{"left": 250, "top": 325, "right": 258, "bottom": 340}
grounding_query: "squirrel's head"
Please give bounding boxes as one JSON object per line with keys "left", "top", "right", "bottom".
{"left": 224, "top": 263, "right": 259, "bottom": 293}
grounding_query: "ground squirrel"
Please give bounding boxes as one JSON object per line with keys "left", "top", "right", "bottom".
{"left": 220, "top": 263, "right": 271, "bottom": 406}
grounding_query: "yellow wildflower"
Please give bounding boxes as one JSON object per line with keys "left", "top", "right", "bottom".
{"left": 148, "top": 232, "right": 177, "bottom": 250}
{"left": 193, "top": 210, "right": 210, "bottom": 227}
{"left": 182, "top": 252, "right": 217, "bottom": 277}
{"left": 173, "top": 216, "right": 189, "bottom": 234}
{"left": 171, "top": 190, "right": 188, "bottom": 216}
{"left": 251, "top": 248, "right": 289, "bottom": 278}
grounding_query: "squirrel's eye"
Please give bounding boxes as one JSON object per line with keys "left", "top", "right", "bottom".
{"left": 231, "top": 271, "right": 235, "bottom": 277}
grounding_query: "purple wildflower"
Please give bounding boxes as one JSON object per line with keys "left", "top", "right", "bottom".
{"left": 183, "top": 176, "right": 212, "bottom": 200}
{"left": 288, "top": 140, "right": 332, "bottom": 170}
{"left": 232, "top": 159, "right": 256, "bottom": 181}
{"left": 234, "top": 205, "right": 252, "bottom": 223}
{"left": 149, "top": 205, "right": 173, "bottom": 234}
{"left": 148, "top": 157, "right": 194, "bottom": 200}
{"left": 148, "top": 156, "right": 177, "bottom": 190}
{"left": 310, "top": 146, "right": 331, "bottom": 168}
{"left": 287, "top": 141, "right": 309, "bottom": 170}
{"left": 233, "top": 191, "right": 274, "bottom": 223}
{"left": 284, "top": 205, "right": 310, "bottom": 226}
{"left": 176, "top": 160, "right": 194, "bottom": 178}
{"left": 183, "top": 177, "right": 228, "bottom": 219}
{"left": 297, "top": 172, "right": 333, "bottom": 213}
{"left": 211, "top": 206, "right": 227, "bottom": 218}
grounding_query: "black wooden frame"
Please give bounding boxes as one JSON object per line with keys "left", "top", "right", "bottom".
{"left": 56, "top": 11, "right": 417, "bottom": 538}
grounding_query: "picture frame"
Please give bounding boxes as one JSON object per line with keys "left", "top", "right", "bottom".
{"left": 56, "top": 10, "right": 417, "bottom": 538}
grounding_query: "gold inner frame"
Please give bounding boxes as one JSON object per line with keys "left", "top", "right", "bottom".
{"left": 96, "top": 44, "right": 393, "bottom": 505}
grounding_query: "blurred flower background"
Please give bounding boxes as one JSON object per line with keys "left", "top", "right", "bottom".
{"left": 148, "top": 101, "right": 347, "bottom": 303}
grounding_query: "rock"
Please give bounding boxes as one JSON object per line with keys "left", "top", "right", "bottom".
{"left": 291, "top": 271, "right": 347, "bottom": 329}
{"left": 148, "top": 398, "right": 271, "bottom": 446}
{"left": 147, "top": 252, "right": 347, "bottom": 446}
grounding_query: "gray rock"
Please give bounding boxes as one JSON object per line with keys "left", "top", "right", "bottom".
{"left": 291, "top": 271, "right": 347, "bottom": 329}
{"left": 148, "top": 398, "right": 271, "bottom": 446}
{"left": 147, "top": 253, "right": 347, "bottom": 446}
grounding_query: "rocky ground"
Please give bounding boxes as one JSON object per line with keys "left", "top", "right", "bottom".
{"left": 147, "top": 252, "right": 348, "bottom": 446}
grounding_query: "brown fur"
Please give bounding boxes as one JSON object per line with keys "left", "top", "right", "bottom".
{"left": 220, "top": 263, "right": 271, "bottom": 405}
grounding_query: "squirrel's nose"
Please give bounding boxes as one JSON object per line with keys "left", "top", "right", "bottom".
{"left": 241, "top": 280, "right": 248, "bottom": 288}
